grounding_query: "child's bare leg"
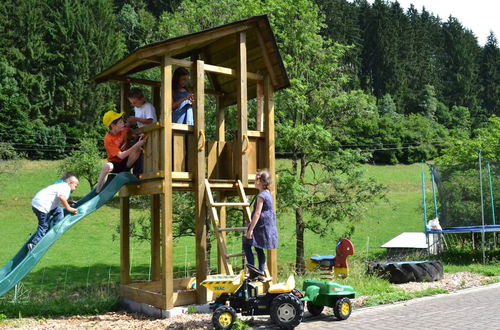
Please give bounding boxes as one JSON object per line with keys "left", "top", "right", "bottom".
{"left": 96, "top": 162, "right": 113, "bottom": 193}
{"left": 126, "top": 149, "right": 142, "bottom": 170}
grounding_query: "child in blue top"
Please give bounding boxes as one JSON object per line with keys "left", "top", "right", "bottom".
{"left": 172, "top": 67, "right": 194, "bottom": 125}
{"left": 244, "top": 169, "right": 279, "bottom": 277}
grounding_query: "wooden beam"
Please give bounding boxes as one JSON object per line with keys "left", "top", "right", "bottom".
{"left": 255, "top": 31, "right": 278, "bottom": 87}
{"left": 264, "top": 75, "right": 277, "bottom": 281}
{"left": 161, "top": 57, "right": 174, "bottom": 310}
{"left": 237, "top": 31, "right": 248, "bottom": 186}
{"left": 120, "top": 197, "right": 130, "bottom": 285}
{"left": 256, "top": 81, "right": 264, "bottom": 131}
{"left": 195, "top": 59, "right": 208, "bottom": 303}
{"left": 137, "top": 24, "right": 251, "bottom": 59}
{"left": 216, "top": 96, "right": 225, "bottom": 142}
{"left": 120, "top": 83, "right": 131, "bottom": 116}
{"left": 151, "top": 194, "right": 161, "bottom": 281}
{"left": 114, "top": 76, "right": 161, "bottom": 87}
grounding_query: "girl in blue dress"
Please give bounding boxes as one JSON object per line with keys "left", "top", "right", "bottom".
{"left": 172, "top": 67, "right": 194, "bottom": 125}
{"left": 244, "top": 169, "right": 279, "bottom": 276}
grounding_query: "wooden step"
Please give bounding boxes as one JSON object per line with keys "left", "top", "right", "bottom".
{"left": 225, "top": 253, "right": 246, "bottom": 258}
{"left": 218, "top": 227, "right": 247, "bottom": 232}
{"left": 210, "top": 202, "right": 250, "bottom": 207}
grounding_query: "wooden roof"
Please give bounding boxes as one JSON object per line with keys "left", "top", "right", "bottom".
{"left": 93, "top": 15, "right": 289, "bottom": 107}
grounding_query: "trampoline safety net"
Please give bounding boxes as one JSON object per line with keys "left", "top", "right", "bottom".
{"left": 430, "top": 163, "right": 499, "bottom": 230}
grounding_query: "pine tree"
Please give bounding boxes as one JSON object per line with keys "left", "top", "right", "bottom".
{"left": 479, "top": 32, "right": 500, "bottom": 117}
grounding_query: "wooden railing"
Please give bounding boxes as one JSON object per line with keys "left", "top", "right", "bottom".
{"left": 134, "top": 125, "right": 264, "bottom": 183}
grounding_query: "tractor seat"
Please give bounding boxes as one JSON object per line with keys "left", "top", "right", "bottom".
{"left": 268, "top": 274, "right": 295, "bottom": 294}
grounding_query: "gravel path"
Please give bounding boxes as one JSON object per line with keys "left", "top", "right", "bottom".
{"left": 1, "top": 272, "right": 496, "bottom": 329}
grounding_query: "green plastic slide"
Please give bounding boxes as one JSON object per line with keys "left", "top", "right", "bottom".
{"left": 0, "top": 172, "right": 138, "bottom": 297}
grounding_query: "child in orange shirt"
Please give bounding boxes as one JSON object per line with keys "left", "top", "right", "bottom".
{"left": 95, "top": 111, "right": 147, "bottom": 193}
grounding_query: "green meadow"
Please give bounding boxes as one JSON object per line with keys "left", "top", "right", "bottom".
{"left": 0, "top": 160, "right": 498, "bottom": 317}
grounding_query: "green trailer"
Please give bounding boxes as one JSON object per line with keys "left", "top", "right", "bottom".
{"left": 302, "top": 279, "right": 356, "bottom": 320}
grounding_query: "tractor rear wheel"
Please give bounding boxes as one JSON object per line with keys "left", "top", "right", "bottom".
{"left": 306, "top": 301, "right": 324, "bottom": 316}
{"left": 270, "top": 294, "right": 304, "bottom": 329}
{"left": 333, "top": 297, "right": 352, "bottom": 320}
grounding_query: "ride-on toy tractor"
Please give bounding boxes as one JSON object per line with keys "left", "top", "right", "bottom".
{"left": 301, "top": 238, "right": 357, "bottom": 320}
{"left": 201, "top": 264, "right": 304, "bottom": 329}
{"left": 302, "top": 279, "right": 356, "bottom": 320}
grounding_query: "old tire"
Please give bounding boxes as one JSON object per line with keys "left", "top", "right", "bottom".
{"left": 367, "top": 261, "right": 443, "bottom": 284}
{"left": 212, "top": 306, "right": 236, "bottom": 330}
{"left": 333, "top": 297, "right": 352, "bottom": 320}
{"left": 306, "top": 301, "right": 324, "bottom": 316}
{"left": 270, "top": 294, "right": 304, "bottom": 329}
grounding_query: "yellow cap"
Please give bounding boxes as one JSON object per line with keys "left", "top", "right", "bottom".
{"left": 102, "top": 111, "right": 124, "bottom": 128}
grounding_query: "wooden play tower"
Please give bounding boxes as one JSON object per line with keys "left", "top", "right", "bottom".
{"left": 93, "top": 16, "right": 289, "bottom": 310}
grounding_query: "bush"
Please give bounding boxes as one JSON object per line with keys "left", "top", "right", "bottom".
{"left": 59, "top": 138, "right": 103, "bottom": 189}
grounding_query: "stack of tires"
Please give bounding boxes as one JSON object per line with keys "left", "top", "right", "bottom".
{"left": 367, "top": 260, "right": 443, "bottom": 284}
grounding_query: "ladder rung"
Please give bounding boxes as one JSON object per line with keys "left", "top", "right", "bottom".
{"left": 218, "top": 227, "right": 247, "bottom": 232}
{"left": 225, "top": 253, "right": 246, "bottom": 258}
{"left": 210, "top": 202, "right": 249, "bottom": 207}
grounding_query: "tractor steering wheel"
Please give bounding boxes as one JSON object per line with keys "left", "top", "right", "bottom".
{"left": 245, "top": 263, "right": 265, "bottom": 279}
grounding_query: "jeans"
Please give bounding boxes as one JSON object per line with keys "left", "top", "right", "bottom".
{"left": 31, "top": 206, "right": 64, "bottom": 245}
{"left": 243, "top": 238, "right": 266, "bottom": 272}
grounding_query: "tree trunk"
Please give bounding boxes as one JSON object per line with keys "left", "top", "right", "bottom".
{"left": 295, "top": 206, "right": 305, "bottom": 274}
{"left": 295, "top": 156, "right": 307, "bottom": 275}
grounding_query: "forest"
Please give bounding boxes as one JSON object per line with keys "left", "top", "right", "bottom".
{"left": 0, "top": 0, "right": 498, "bottom": 165}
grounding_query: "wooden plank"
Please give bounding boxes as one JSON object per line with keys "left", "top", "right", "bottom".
{"left": 255, "top": 30, "right": 278, "bottom": 87}
{"left": 237, "top": 180, "right": 252, "bottom": 225}
{"left": 211, "top": 202, "right": 249, "bottom": 207}
{"left": 119, "top": 180, "right": 164, "bottom": 196}
{"left": 194, "top": 60, "right": 208, "bottom": 303}
{"left": 264, "top": 75, "right": 277, "bottom": 281}
{"left": 137, "top": 24, "right": 251, "bottom": 60}
{"left": 120, "top": 284, "right": 166, "bottom": 309}
{"left": 172, "top": 171, "right": 192, "bottom": 180}
{"left": 120, "top": 197, "right": 130, "bottom": 285}
{"left": 256, "top": 81, "right": 264, "bottom": 131}
{"left": 173, "top": 132, "right": 186, "bottom": 172}
{"left": 152, "top": 86, "right": 161, "bottom": 121}
{"left": 216, "top": 97, "right": 225, "bottom": 142}
{"left": 121, "top": 83, "right": 131, "bottom": 116}
{"left": 151, "top": 194, "right": 161, "bottom": 281}
{"left": 162, "top": 57, "right": 174, "bottom": 310}
{"left": 218, "top": 227, "right": 246, "bottom": 232}
{"left": 217, "top": 191, "right": 227, "bottom": 273}
{"left": 172, "top": 123, "right": 195, "bottom": 132}
{"left": 204, "top": 181, "right": 232, "bottom": 275}
{"left": 247, "top": 138, "right": 258, "bottom": 176}
{"left": 237, "top": 32, "right": 248, "bottom": 186}
{"left": 173, "top": 289, "right": 198, "bottom": 306}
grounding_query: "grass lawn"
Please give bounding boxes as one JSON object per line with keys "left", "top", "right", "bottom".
{"left": 0, "top": 159, "right": 499, "bottom": 317}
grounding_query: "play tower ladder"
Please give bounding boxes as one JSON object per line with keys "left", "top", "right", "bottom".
{"left": 205, "top": 179, "right": 252, "bottom": 275}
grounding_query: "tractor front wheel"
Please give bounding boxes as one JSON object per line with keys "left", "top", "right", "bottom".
{"left": 333, "top": 297, "right": 352, "bottom": 320}
{"left": 270, "top": 294, "right": 304, "bottom": 329}
{"left": 212, "top": 305, "right": 237, "bottom": 330}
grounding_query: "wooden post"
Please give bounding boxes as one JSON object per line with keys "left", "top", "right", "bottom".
{"left": 195, "top": 59, "right": 208, "bottom": 303}
{"left": 120, "top": 196, "right": 130, "bottom": 284}
{"left": 151, "top": 86, "right": 161, "bottom": 122}
{"left": 256, "top": 81, "right": 264, "bottom": 132}
{"left": 237, "top": 31, "right": 248, "bottom": 185}
{"left": 216, "top": 96, "right": 225, "bottom": 142}
{"left": 162, "top": 57, "right": 174, "bottom": 309}
{"left": 264, "top": 75, "right": 278, "bottom": 281}
{"left": 217, "top": 192, "right": 227, "bottom": 273}
{"left": 121, "top": 82, "right": 130, "bottom": 115}
{"left": 151, "top": 194, "right": 161, "bottom": 281}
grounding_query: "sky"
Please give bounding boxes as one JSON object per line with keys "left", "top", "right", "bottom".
{"left": 365, "top": 0, "right": 499, "bottom": 45}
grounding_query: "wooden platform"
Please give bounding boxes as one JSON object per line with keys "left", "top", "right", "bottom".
{"left": 119, "top": 176, "right": 258, "bottom": 197}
